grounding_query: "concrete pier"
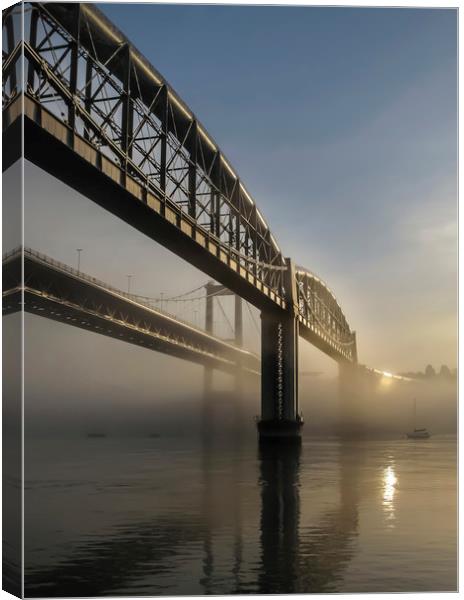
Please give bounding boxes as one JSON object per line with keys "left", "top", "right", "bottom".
{"left": 258, "top": 259, "right": 303, "bottom": 442}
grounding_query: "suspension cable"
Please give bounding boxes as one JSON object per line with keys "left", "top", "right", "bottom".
{"left": 245, "top": 301, "right": 260, "bottom": 335}
{"left": 215, "top": 297, "right": 235, "bottom": 337}
{"left": 129, "top": 283, "right": 229, "bottom": 305}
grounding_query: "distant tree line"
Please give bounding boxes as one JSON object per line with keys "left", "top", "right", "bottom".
{"left": 400, "top": 365, "right": 457, "bottom": 380}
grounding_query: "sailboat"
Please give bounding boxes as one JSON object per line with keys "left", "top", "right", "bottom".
{"left": 406, "top": 398, "right": 430, "bottom": 439}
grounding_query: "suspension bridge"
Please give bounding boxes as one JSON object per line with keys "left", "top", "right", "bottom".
{"left": 3, "top": 3, "right": 404, "bottom": 441}
{"left": 2, "top": 246, "right": 261, "bottom": 375}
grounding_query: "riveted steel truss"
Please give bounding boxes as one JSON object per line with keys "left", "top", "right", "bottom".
{"left": 2, "top": 2, "right": 358, "bottom": 365}
{"left": 3, "top": 2, "right": 286, "bottom": 296}
{"left": 295, "top": 268, "right": 357, "bottom": 362}
{"left": 2, "top": 5, "right": 22, "bottom": 109}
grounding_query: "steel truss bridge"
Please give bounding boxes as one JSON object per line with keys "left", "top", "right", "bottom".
{"left": 3, "top": 3, "right": 395, "bottom": 440}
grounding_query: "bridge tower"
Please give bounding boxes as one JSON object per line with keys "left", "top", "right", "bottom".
{"left": 258, "top": 259, "right": 303, "bottom": 442}
{"left": 337, "top": 356, "right": 371, "bottom": 438}
{"left": 203, "top": 282, "right": 243, "bottom": 397}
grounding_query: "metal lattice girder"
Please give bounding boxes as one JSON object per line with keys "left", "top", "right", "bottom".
{"left": 10, "top": 2, "right": 287, "bottom": 297}
{"left": 2, "top": 2, "right": 358, "bottom": 365}
{"left": 295, "top": 268, "right": 357, "bottom": 362}
{"left": 2, "top": 5, "right": 22, "bottom": 108}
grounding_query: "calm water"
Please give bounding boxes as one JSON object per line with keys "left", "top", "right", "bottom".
{"left": 24, "top": 432, "right": 457, "bottom": 596}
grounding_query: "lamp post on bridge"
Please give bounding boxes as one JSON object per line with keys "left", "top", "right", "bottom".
{"left": 76, "top": 248, "right": 83, "bottom": 273}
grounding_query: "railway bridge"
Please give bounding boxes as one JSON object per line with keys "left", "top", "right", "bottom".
{"left": 3, "top": 3, "right": 385, "bottom": 441}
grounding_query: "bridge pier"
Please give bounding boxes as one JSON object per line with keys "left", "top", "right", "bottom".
{"left": 337, "top": 362, "right": 366, "bottom": 438}
{"left": 258, "top": 259, "right": 303, "bottom": 443}
{"left": 203, "top": 283, "right": 243, "bottom": 397}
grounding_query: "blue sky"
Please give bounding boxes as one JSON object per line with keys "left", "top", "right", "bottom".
{"left": 96, "top": 4, "right": 457, "bottom": 370}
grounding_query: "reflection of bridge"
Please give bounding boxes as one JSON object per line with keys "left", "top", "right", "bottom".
{"left": 3, "top": 3, "right": 398, "bottom": 440}
{"left": 258, "top": 442, "right": 360, "bottom": 593}
{"left": 23, "top": 440, "right": 362, "bottom": 596}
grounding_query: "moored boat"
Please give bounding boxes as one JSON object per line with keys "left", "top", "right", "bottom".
{"left": 406, "top": 399, "right": 430, "bottom": 439}
{"left": 406, "top": 428, "right": 430, "bottom": 439}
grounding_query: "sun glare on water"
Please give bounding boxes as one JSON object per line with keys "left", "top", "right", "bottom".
{"left": 382, "top": 465, "right": 398, "bottom": 526}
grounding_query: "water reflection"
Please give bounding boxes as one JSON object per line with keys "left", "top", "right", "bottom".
{"left": 25, "top": 516, "right": 204, "bottom": 596}
{"left": 24, "top": 436, "right": 366, "bottom": 596}
{"left": 258, "top": 443, "right": 301, "bottom": 593}
{"left": 199, "top": 398, "right": 245, "bottom": 594}
{"left": 256, "top": 438, "right": 364, "bottom": 593}
{"left": 292, "top": 441, "right": 361, "bottom": 593}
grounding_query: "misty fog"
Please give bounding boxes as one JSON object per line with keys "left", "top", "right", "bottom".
{"left": 1, "top": 160, "right": 456, "bottom": 441}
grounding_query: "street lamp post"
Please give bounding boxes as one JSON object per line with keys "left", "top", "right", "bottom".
{"left": 76, "top": 248, "right": 83, "bottom": 273}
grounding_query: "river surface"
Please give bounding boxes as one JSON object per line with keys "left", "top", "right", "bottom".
{"left": 24, "top": 433, "right": 457, "bottom": 596}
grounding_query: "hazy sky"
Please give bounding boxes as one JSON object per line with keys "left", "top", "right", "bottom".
{"left": 8, "top": 6, "right": 457, "bottom": 430}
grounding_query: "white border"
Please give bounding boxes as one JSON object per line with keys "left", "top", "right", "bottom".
{"left": 0, "top": 1, "right": 459, "bottom": 600}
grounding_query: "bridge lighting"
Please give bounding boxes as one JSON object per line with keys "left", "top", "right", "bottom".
{"left": 256, "top": 209, "right": 266, "bottom": 227}
{"left": 168, "top": 92, "right": 192, "bottom": 120}
{"left": 198, "top": 125, "right": 216, "bottom": 150}
{"left": 132, "top": 53, "right": 162, "bottom": 85}
{"left": 269, "top": 233, "right": 281, "bottom": 252}
{"left": 220, "top": 155, "right": 236, "bottom": 178}
{"left": 383, "top": 371, "right": 393, "bottom": 378}
{"left": 239, "top": 183, "right": 254, "bottom": 205}
{"left": 81, "top": 5, "right": 123, "bottom": 44}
